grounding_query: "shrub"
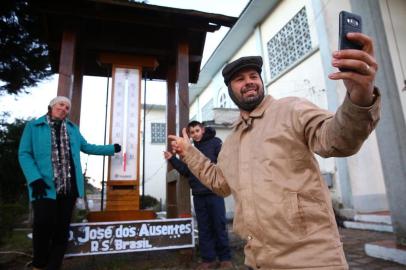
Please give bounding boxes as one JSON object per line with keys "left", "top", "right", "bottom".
{"left": 0, "top": 203, "right": 28, "bottom": 244}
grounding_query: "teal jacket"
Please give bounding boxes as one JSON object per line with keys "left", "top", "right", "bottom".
{"left": 18, "top": 115, "right": 115, "bottom": 201}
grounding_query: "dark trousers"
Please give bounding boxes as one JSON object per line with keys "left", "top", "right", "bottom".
{"left": 32, "top": 196, "right": 76, "bottom": 270}
{"left": 193, "top": 194, "right": 231, "bottom": 262}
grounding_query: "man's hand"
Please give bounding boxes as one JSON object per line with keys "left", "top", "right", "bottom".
{"left": 30, "top": 179, "right": 50, "bottom": 200}
{"left": 163, "top": 151, "right": 173, "bottom": 160}
{"left": 329, "top": 32, "right": 377, "bottom": 107}
{"left": 168, "top": 128, "right": 191, "bottom": 157}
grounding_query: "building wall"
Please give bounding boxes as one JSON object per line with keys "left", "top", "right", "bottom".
{"left": 215, "top": 126, "right": 237, "bottom": 219}
{"left": 190, "top": 0, "right": 392, "bottom": 213}
{"left": 213, "top": 72, "right": 234, "bottom": 109}
{"left": 316, "top": 0, "right": 388, "bottom": 212}
{"left": 379, "top": 0, "right": 406, "bottom": 124}
{"left": 190, "top": 73, "right": 236, "bottom": 122}
{"left": 141, "top": 107, "right": 167, "bottom": 203}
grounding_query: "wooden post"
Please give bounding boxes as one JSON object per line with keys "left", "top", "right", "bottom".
{"left": 166, "top": 66, "right": 178, "bottom": 218}
{"left": 57, "top": 30, "right": 77, "bottom": 98}
{"left": 176, "top": 40, "right": 191, "bottom": 218}
{"left": 70, "top": 54, "right": 83, "bottom": 125}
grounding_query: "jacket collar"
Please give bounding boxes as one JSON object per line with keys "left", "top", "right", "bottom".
{"left": 33, "top": 115, "right": 73, "bottom": 127}
{"left": 232, "top": 95, "right": 274, "bottom": 130}
{"left": 194, "top": 126, "right": 216, "bottom": 145}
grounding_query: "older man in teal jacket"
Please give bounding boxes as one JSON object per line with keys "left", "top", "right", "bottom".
{"left": 19, "top": 96, "right": 121, "bottom": 270}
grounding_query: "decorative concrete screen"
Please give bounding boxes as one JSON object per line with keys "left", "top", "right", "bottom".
{"left": 267, "top": 7, "right": 312, "bottom": 79}
{"left": 151, "top": 123, "right": 166, "bottom": 144}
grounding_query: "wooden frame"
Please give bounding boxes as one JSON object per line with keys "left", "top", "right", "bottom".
{"left": 106, "top": 64, "right": 142, "bottom": 211}
{"left": 107, "top": 64, "right": 142, "bottom": 184}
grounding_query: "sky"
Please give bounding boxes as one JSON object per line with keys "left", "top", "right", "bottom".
{"left": 0, "top": 0, "right": 249, "bottom": 201}
{"left": 1, "top": 0, "right": 248, "bottom": 118}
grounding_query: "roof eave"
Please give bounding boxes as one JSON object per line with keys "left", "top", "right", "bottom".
{"left": 189, "top": 0, "right": 280, "bottom": 103}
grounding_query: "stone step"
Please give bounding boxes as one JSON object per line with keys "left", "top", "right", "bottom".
{"left": 365, "top": 240, "right": 406, "bottom": 266}
{"left": 354, "top": 212, "right": 392, "bottom": 225}
{"left": 343, "top": 220, "right": 393, "bottom": 233}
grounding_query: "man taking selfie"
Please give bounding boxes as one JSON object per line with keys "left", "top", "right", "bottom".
{"left": 169, "top": 32, "right": 380, "bottom": 270}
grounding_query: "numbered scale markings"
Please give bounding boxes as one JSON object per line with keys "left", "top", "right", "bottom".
{"left": 110, "top": 67, "right": 140, "bottom": 181}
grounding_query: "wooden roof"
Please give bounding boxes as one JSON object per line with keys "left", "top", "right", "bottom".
{"left": 32, "top": 0, "right": 237, "bottom": 82}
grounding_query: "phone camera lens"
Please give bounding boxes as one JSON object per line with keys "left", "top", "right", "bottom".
{"left": 346, "top": 18, "right": 359, "bottom": 27}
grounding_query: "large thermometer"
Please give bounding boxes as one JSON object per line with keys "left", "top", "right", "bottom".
{"left": 109, "top": 67, "right": 140, "bottom": 181}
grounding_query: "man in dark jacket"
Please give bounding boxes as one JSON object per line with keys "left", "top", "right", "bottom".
{"left": 164, "top": 121, "right": 232, "bottom": 270}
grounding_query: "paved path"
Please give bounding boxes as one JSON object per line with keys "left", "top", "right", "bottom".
{"left": 4, "top": 226, "right": 406, "bottom": 269}
{"left": 339, "top": 227, "right": 406, "bottom": 270}
{"left": 225, "top": 226, "right": 406, "bottom": 270}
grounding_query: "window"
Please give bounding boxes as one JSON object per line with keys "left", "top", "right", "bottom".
{"left": 151, "top": 123, "right": 166, "bottom": 144}
{"left": 267, "top": 7, "right": 312, "bottom": 79}
{"left": 218, "top": 92, "right": 228, "bottom": 108}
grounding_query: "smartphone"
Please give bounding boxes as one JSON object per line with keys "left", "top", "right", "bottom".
{"left": 338, "top": 11, "right": 363, "bottom": 71}
{"left": 339, "top": 11, "right": 362, "bottom": 51}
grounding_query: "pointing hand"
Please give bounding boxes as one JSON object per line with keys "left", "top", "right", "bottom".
{"left": 163, "top": 151, "right": 173, "bottom": 160}
{"left": 168, "top": 128, "right": 191, "bottom": 157}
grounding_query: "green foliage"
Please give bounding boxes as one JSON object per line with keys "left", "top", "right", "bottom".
{"left": 141, "top": 194, "right": 160, "bottom": 210}
{"left": 72, "top": 208, "right": 89, "bottom": 223}
{"left": 0, "top": 230, "right": 32, "bottom": 268}
{"left": 0, "top": 203, "right": 28, "bottom": 244}
{"left": 0, "top": 114, "right": 30, "bottom": 245}
{"left": 0, "top": 114, "right": 29, "bottom": 203}
{"left": 84, "top": 176, "right": 101, "bottom": 194}
{"left": 0, "top": 0, "right": 52, "bottom": 95}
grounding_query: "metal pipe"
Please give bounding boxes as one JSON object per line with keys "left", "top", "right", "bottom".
{"left": 100, "top": 73, "right": 110, "bottom": 211}
{"left": 142, "top": 72, "right": 147, "bottom": 209}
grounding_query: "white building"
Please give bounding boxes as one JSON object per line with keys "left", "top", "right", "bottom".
{"left": 188, "top": 0, "right": 406, "bottom": 221}
{"left": 141, "top": 104, "right": 167, "bottom": 204}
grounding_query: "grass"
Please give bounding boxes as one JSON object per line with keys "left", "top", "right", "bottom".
{"left": 0, "top": 229, "right": 33, "bottom": 269}
{"left": 0, "top": 221, "right": 245, "bottom": 270}
{"left": 0, "top": 230, "right": 194, "bottom": 270}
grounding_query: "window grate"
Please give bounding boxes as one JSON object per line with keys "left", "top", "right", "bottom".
{"left": 267, "top": 7, "right": 312, "bottom": 79}
{"left": 151, "top": 123, "right": 166, "bottom": 144}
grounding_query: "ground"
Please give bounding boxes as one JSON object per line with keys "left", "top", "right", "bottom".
{"left": 1, "top": 225, "right": 406, "bottom": 269}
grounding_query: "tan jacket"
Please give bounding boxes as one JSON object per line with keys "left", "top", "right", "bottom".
{"left": 183, "top": 93, "right": 381, "bottom": 270}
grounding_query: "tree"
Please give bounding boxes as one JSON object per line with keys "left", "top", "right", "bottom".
{"left": 0, "top": 0, "right": 52, "bottom": 95}
{"left": 142, "top": 194, "right": 160, "bottom": 210}
{"left": 0, "top": 113, "right": 29, "bottom": 203}
{"left": 0, "top": 114, "right": 29, "bottom": 242}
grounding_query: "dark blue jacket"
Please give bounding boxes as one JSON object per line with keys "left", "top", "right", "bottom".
{"left": 168, "top": 127, "right": 222, "bottom": 195}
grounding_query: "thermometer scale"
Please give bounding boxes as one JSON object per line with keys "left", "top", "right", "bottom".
{"left": 122, "top": 74, "right": 128, "bottom": 172}
{"left": 109, "top": 67, "right": 140, "bottom": 181}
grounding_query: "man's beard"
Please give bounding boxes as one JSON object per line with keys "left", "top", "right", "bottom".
{"left": 228, "top": 85, "right": 265, "bottom": 112}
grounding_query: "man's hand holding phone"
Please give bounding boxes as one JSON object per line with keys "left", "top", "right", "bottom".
{"left": 329, "top": 11, "right": 378, "bottom": 107}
